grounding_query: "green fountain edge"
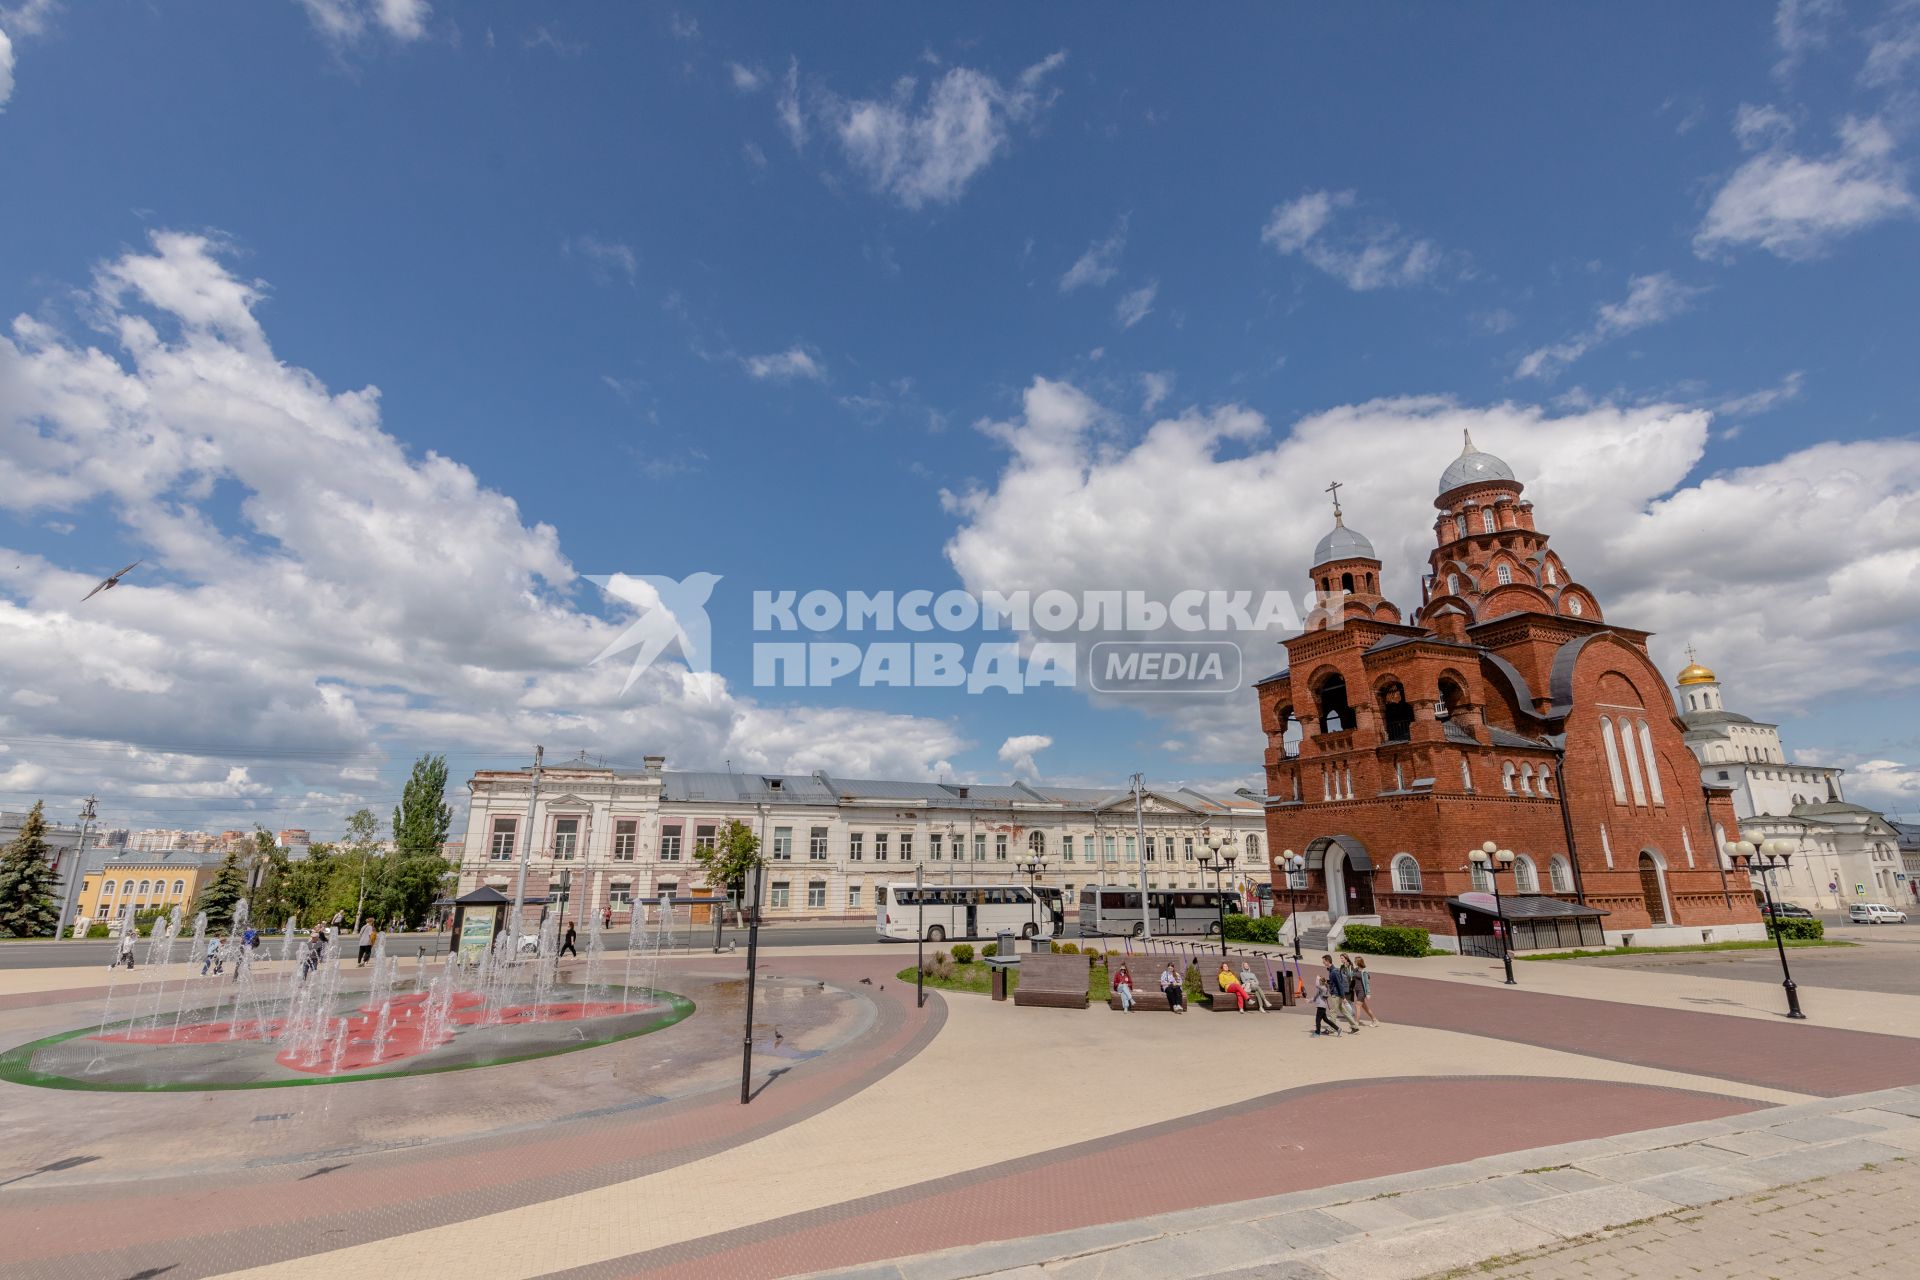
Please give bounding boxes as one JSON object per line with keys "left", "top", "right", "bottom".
{"left": 0, "top": 986, "right": 696, "bottom": 1093}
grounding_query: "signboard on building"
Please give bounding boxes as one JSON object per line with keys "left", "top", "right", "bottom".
{"left": 458, "top": 904, "right": 498, "bottom": 962}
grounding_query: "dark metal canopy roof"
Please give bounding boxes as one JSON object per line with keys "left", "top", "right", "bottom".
{"left": 1447, "top": 893, "right": 1608, "bottom": 920}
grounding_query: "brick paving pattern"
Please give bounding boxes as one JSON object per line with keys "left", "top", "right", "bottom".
{"left": 1459, "top": 1158, "right": 1920, "bottom": 1279}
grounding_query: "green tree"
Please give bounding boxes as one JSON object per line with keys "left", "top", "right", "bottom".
{"left": 246, "top": 829, "right": 296, "bottom": 926}
{"left": 0, "top": 800, "right": 61, "bottom": 938}
{"left": 191, "top": 850, "right": 249, "bottom": 929}
{"left": 694, "top": 818, "right": 763, "bottom": 934}
{"left": 393, "top": 754, "right": 453, "bottom": 859}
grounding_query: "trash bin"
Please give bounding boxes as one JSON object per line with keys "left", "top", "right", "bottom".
{"left": 996, "top": 930, "right": 1015, "bottom": 959}
{"left": 1027, "top": 935, "right": 1048, "bottom": 953}
{"left": 990, "top": 964, "right": 1009, "bottom": 1001}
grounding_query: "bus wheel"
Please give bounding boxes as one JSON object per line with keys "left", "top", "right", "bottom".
{"left": 1021, "top": 922, "right": 1038, "bottom": 939}
{"left": 1207, "top": 921, "right": 1222, "bottom": 936}
{"left": 926, "top": 925, "right": 945, "bottom": 943}
{"left": 1130, "top": 922, "right": 1144, "bottom": 938}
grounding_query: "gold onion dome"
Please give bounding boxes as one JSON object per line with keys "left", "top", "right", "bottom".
{"left": 1677, "top": 660, "right": 1717, "bottom": 686}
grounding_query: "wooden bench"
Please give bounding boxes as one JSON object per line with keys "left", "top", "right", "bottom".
{"left": 1200, "top": 958, "right": 1287, "bottom": 1012}
{"left": 1106, "top": 956, "right": 1189, "bottom": 1012}
{"left": 1011, "top": 952, "right": 1090, "bottom": 1009}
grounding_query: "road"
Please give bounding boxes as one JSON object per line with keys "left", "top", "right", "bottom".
{"left": 1562, "top": 926, "right": 1920, "bottom": 997}
{"left": 0, "top": 922, "right": 886, "bottom": 969}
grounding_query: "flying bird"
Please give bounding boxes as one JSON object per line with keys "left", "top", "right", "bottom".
{"left": 81, "top": 560, "right": 141, "bottom": 602}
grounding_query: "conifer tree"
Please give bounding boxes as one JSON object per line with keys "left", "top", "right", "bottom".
{"left": 0, "top": 801, "right": 62, "bottom": 938}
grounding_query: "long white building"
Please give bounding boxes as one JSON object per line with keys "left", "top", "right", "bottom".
{"left": 1677, "top": 657, "right": 1904, "bottom": 908}
{"left": 453, "top": 757, "right": 1269, "bottom": 923}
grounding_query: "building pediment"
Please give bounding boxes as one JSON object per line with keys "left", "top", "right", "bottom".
{"left": 545, "top": 793, "right": 594, "bottom": 810}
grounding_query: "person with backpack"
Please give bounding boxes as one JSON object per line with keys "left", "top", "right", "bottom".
{"left": 1322, "top": 954, "right": 1361, "bottom": 1033}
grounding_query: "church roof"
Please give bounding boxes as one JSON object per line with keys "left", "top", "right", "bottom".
{"left": 1312, "top": 518, "right": 1376, "bottom": 565}
{"left": 1680, "top": 708, "right": 1764, "bottom": 728}
{"left": 1437, "top": 429, "right": 1517, "bottom": 496}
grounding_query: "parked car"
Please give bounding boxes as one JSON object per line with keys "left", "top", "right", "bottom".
{"left": 1848, "top": 903, "right": 1909, "bottom": 924}
{"left": 1761, "top": 902, "right": 1815, "bottom": 919}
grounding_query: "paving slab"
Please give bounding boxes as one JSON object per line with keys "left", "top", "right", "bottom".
{"left": 1510, "top": 1184, "right": 1682, "bottom": 1239}
{"left": 1308, "top": 1215, "right": 1558, "bottom": 1280}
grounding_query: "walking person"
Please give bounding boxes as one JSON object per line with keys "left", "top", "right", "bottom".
{"left": 1352, "top": 955, "right": 1382, "bottom": 1026}
{"left": 1216, "top": 961, "right": 1250, "bottom": 1012}
{"left": 1159, "top": 961, "right": 1187, "bottom": 1013}
{"left": 1113, "top": 963, "right": 1136, "bottom": 1012}
{"left": 114, "top": 929, "right": 136, "bottom": 970}
{"left": 1239, "top": 960, "right": 1273, "bottom": 1012}
{"left": 1322, "top": 954, "right": 1361, "bottom": 1033}
{"left": 1311, "top": 973, "right": 1341, "bottom": 1035}
{"left": 201, "top": 934, "right": 223, "bottom": 976}
{"left": 356, "top": 920, "right": 375, "bottom": 967}
{"left": 602, "top": 904, "right": 612, "bottom": 930}
{"left": 560, "top": 922, "right": 578, "bottom": 958}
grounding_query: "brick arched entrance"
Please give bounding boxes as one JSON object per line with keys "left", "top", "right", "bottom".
{"left": 1306, "top": 835, "right": 1375, "bottom": 921}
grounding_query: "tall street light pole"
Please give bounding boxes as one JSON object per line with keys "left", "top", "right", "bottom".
{"left": 1468, "top": 841, "right": 1517, "bottom": 985}
{"left": 1725, "top": 831, "right": 1805, "bottom": 1019}
{"left": 58, "top": 795, "right": 98, "bottom": 940}
{"left": 1197, "top": 830, "right": 1237, "bottom": 957}
{"left": 915, "top": 860, "right": 926, "bottom": 1009}
{"left": 1018, "top": 857, "right": 1048, "bottom": 938}
{"left": 1132, "top": 774, "right": 1152, "bottom": 944}
{"left": 739, "top": 858, "right": 766, "bottom": 1103}
{"left": 511, "top": 745, "right": 544, "bottom": 931}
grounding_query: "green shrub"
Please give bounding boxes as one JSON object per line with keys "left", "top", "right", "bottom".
{"left": 1339, "top": 924, "right": 1430, "bottom": 957}
{"left": 1223, "top": 914, "right": 1281, "bottom": 944}
{"left": 1766, "top": 917, "right": 1824, "bottom": 941}
{"left": 982, "top": 942, "right": 998, "bottom": 958}
{"left": 1183, "top": 962, "right": 1205, "bottom": 1005}
{"left": 1059, "top": 942, "right": 1079, "bottom": 954}
{"left": 950, "top": 943, "right": 975, "bottom": 963}
{"left": 85, "top": 921, "right": 112, "bottom": 939}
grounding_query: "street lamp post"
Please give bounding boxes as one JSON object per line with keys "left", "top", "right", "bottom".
{"left": 1018, "top": 857, "right": 1048, "bottom": 938}
{"left": 1468, "top": 841, "right": 1518, "bottom": 985}
{"left": 1724, "top": 831, "right": 1805, "bottom": 1020}
{"left": 915, "top": 860, "right": 926, "bottom": 1009}
{"left": 1282, "top": 850, "right": 1305, "bottom": 962}
{"left": 1196, "top": 831, "right": 1238, "bottom": 957}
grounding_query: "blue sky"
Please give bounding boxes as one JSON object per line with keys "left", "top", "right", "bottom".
{"left": 1, "top": 0, "right": 1917, "bottom": 834}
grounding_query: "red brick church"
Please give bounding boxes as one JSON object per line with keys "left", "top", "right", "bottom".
{"left": 1255, "top": 433, "right": 1764, "bottom": 950}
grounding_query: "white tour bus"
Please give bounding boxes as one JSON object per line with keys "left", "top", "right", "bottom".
{"left": 1077, "top": 884, "right": 1241, "bottom": 937}
{"left": 876, "top": 882, "right": 1064, "bottom": 942}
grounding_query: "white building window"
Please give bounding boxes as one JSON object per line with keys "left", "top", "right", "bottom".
{"left": 1519, "top": 764, "right": 1534, "bottom": 795}
{"left": 614, "top": 820, "right": 638, "bottom": 860}
{"left": 1029, "top": 831, "right": 1046, "bottom": 855}
{"left": 1125, "top": 835, "right": 1137, "bottom": 862}
{"left": 1496, "top": 562, "right": 1512, "bottom": 585}
{"left": 874, "top": 833, "right": 889, "bottom": 861}
{"left": 772, "top": 827, "right": 792, "bottom": 860}
{"left": 847, "top": 885, "right": 862, "bottom": 910}
{"left": 1103, "top": 835, "right": 1116, "bottom": 861}
{"left": 609, "top": 880, "right": 633, "bottom": 906}
{"left": 661, "top": 826, "right": 683, "bottom": 861}
{"left": 1470, "top": 862, "right": 1492, "bottom": 893}
{"left": 552, "top": 817, "right": 579, "bottom": 860}
{"left": 1620, "top": 719, "right": 1649, "bottom": 806}
{"left": 1461, "top": 758, "right": 1474, "bottom": 792}
{"left": 770, "top": 881, "right": 790, "bottom": 909}
{"left": 1392, "top": 854, "right": 1422, "bottom": 893}
{"left": 1447, "top": 572, "right": 1460, "bottom": 595}
{"left": 489, "top": 818, "right": 517, "bottom": 860}
{"left": 807, "top": 880, "right": 826, "bottom": 909}
{"left": 1082, "top": 835, "right": 1095, "bottom": 862}
{"left": 1455, "top": 514, "right": 1467, "bottom": 538}
{"left": 1483, "top": 508, "right": 1497, "bottom": 533}
{"left": 848, "top": 833, "right": 864, "bottom": 861}
{"left": 1536, "top": 767, "right": 1552, "bottom": 798}
{"left": 1246, "top": 834, "right": 1261, "bottom": 858}
{"left": 1503, "top": 762, "right": 1516, "bottom": 794}
{"left": 1514, "top": 855, "right": 1538, "bottom": 893}
{"left": 899, "top": 833, "right": 913, "bottom": 862}
{"left": 975, "top": 834, "right": 988, "bottom": 861}
{"left": 996, "top": 834, "right": 1009, "bottom": 861}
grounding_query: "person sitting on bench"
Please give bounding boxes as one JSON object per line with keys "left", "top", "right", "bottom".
{"left": 1217, "top": 962, "right": 1249, "bottom": 1013}
{"left": 1159, "top": 962, "right": 1187, "bottom": 1013}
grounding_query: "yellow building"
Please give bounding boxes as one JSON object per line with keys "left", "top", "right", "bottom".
{"left": 76, "top": 855, "right": 225, "bottom": 928}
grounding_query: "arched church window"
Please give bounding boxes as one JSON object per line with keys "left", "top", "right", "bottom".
{"left": 1454, "top": 514, "right": 1467, "bottom": 538}
{"left": 1537, "top": 766, "right": 1552, "bottom": 798}
{"left": 1483, "top": 508, "right": 1497, "bottom": 533}
{"left": 1513, "top": 855, "right": 1538, "bottom": 893}
{"left": 1496, "top": 563, "right": 1512, "bottom": 585}
{"left": 1245, "top": 835, "right": 1261, "bottom": 858}
{"left": 1599, "top": 717, "right": 1629, "bottom": 804}
{"left": 1392, "top": 855, "right": 1422, "bottom": 893}
{"left": 1546, "top": 564, "right": 1557, "bottom": 585}
{"left": 1460, "top": 758, "right": 1474, "bottom": 792}
{"left": 1320, "top": 577, "right": 1331, "bottom": 593}
{"left": 1620, "top": 716, "right": 1649, "bottom": 806}
{"left": 1636, "top": 720, "right": 1666, "bottom": 805}
{"left": 1519, "top": 764, "right": 1534, "bottom": 794}
{"left": 1470, "top": 861, "right": 1492, "bottom": 893}
{"left": 1379, "top": 681, "right": 1413, "bottom": 742}
{"left": 1548, "top": 856, "right": 1574, "bottom": 893}
{"left": 1341, "top": 571, "right": 1355, "bottom": 593}
{"left": 1314, "top": 673, "right": 1352, "bottom": 734}
{"left": 1365, "top": 572, "right": 1375, "bottom": 592}
{"left": 1446, "top": 572, "right": 1459, "bottom": 595}
{"left": 1502, "top": 762, "right": 1516, "bottom": 793}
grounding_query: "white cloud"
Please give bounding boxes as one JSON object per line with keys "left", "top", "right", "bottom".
{"left": 742, "top": 346, "right": 825, "bottom": 381}
{"left": 1140, "top": 371, "right": 1172, "bottom": 414}
{"left": 1114, "top": 282, "right": 1156, "bottom": 329}
{"left": 1734, "top": 103, "right": 1796, "bottom": 150}
{"left": 0, "top": 233, "right": 962, "bottom": 827}
{"left": 1862, "top": 0, "right": 1920, "bottom": 87}
{"left": 997, "top": 733, "right": 1052, "bottom": 778}
{"left": 0, "top": 0, "right": 57, "bottom": 109}
{"left": 943, "top": 377, "right": 1920, "bottom": 763}
{"left": 296, "top": 0, "right": 429, "bottom": 44}
{"left": 0, "top": 27, "right": 13, "bottom": 111}
{"left": 829, "top": 51, "right": 1067, "bottom": 209}
{"left": 776, "top": 57, "right": 806, "bottom": 149}
{"left": 1696, "top": 116, "right": 1916, "bottom": 260}
{"left": 1515, "top": 273, "right": 1702, "bottom": 381}
{"left": 728, "top": 61, "right": 764, "bottom": 92}
{"left": 564, "top": 235, "right": 637, "bottom": 284}
{"left": 667, "top": 12, "right": 698, "bottom": 40}
{"left": 1715, "top": 370, "right": 1806, "bottom": 417}
{"left": 1773, "top": 0, "right": 1843, "bottom": 79}
{"left": 1260, "top": 189, "right": 1449, "bottom": 291}
{"left": 1059, "top": 219, "right": 1126, "bottom": 292}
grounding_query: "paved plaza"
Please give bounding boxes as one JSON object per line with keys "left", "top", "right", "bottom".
{"left": 3, "top": 936, "right": 1920, "bottom": 1279}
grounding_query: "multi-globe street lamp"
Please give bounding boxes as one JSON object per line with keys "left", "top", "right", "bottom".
{"left": 1281, "top": 850, "right": 1306, "bottom": 963}
{"left": 1017, "top": 857, "right": 1048, "bottom": 938}
{"left": 1467, "top": 841, "right": 1518, "bottom": 985}
{"left": 1196, "top": 831, "right": 1238, "bottom": 957}
{"left": 1723, "top": 831, "right": 1805, "bottom": 1020}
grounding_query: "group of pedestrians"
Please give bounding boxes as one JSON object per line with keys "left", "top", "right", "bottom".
{"left": 1107, "top": 957, "right": 1284, "bottom": 1015}
{"left": 1310, "top": 953, "right": 1380, "bottom": 1035}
